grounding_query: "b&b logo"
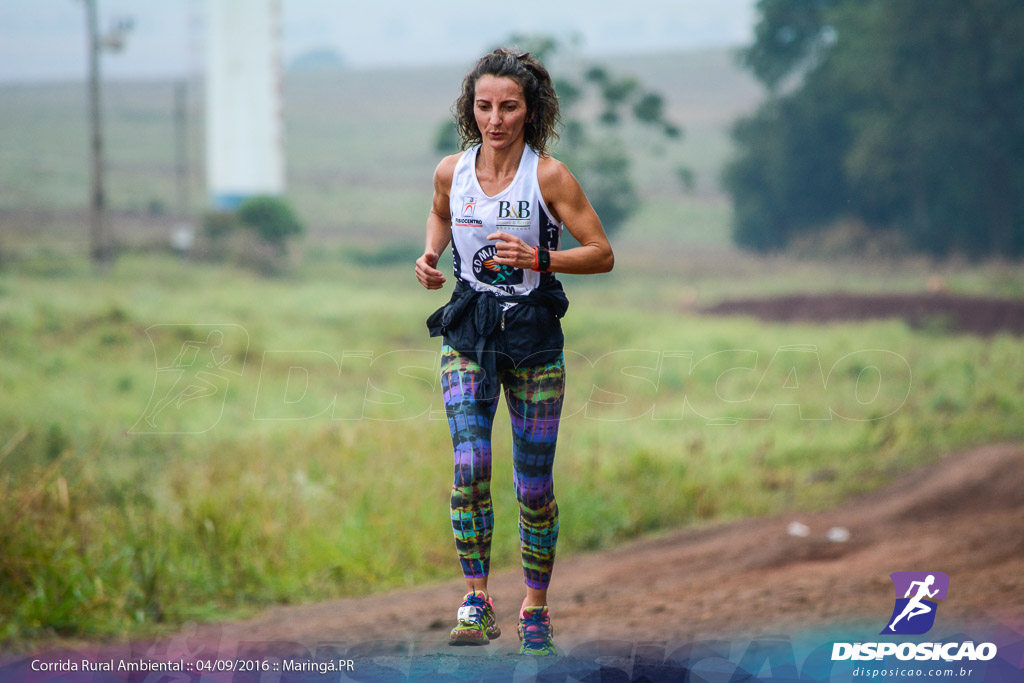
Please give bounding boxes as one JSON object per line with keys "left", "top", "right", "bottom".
{"left": 881, "top": 571, "right": 949, "bottom": 635}
{"left": 496, "top": 200, "right": 532, "bottom": 229}
{"left": 498, "top": 200, "right": 530, "bottom": 219}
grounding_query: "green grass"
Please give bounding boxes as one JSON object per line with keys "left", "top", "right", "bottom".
{"left": 1, "top": 252, "right": 1023, "bottom": 647}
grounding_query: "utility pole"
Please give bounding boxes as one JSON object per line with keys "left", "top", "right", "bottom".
{"left": 85, "top": 0, "right": 107, "bottom": 268}
{"left": 170, "top": 80, "right": 196, "bottom": 253}
{"left": 174, "top": 81, "right": 189, "bottom": 215}
{"left": 81, "top": 0, "right": 132, "bottom": 270}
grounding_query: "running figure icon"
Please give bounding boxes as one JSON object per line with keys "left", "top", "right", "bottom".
{"left": 881, "top": 571, "right": 949, "bottom": 635}
{"left": 888, "top": 574, "right": 939, "bottom": 631}
{"left": 142, "top": 330, "right": 231, "bottom": 427}
{"left": 131, "top": 324, "right": 248, "bottom": 434}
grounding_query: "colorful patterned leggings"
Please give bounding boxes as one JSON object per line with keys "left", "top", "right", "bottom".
{"left": 440, "top": 345, "right": 565, "bottom": 590}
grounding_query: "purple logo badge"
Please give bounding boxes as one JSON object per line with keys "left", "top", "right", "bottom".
{"left": 881, "top": 571, "right": 949, "bottom": 635}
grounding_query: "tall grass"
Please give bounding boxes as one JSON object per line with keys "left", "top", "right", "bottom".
{"left": 1, "top": 253, "right": 1022, "bottom": 646}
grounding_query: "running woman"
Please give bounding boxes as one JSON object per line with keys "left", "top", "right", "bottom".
{"left": 415, "top": 48, "right": 613, "bottom": 656}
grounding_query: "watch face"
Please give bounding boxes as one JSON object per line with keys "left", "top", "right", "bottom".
{"left": 539, "top": 248, "right": 550, "bottom": 271}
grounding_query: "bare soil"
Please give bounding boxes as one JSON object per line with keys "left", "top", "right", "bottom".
{"left": 700, "top": 293, "right": 1024, "bottom": 336}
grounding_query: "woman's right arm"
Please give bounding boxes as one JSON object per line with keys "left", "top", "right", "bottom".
{"left": 415, "top": 154, "right": 459, "bottom": 290}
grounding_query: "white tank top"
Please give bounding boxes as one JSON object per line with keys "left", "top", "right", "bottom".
{"left": 449, "top": 144, "right": 562, "bottom": 296}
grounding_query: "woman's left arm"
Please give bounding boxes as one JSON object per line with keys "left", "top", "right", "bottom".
{"left": 489, "top": 158, "right": 614, "bottom": 274}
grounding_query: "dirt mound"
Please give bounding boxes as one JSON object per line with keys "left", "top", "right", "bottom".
{"left": 701, "top": 293, "right": 1024, "bottom": 336}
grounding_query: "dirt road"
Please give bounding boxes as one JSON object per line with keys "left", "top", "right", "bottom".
{"left": 6, "top": 443, "right": 1023, "bottom": 681}
{"left": 188, "top": 443, "right": 1024, "bottom": 651}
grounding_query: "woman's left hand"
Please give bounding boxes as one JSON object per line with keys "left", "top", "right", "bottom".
{"left": 488, "top": 231, "right": 536, "bottom": 270}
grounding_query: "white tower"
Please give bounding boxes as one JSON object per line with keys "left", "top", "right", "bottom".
{"left": 205, "top": 0, "right": 284, "bottom": 210}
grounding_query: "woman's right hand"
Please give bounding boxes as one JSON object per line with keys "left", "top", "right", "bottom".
{"left": 415, "top": 251, "right": 446, "bottom": 289}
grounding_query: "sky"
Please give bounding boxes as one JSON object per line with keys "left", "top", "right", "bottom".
{"left": 0, "top": 0, "right": 758, "bottom": 83}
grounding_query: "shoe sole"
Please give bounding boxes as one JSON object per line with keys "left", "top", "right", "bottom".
{"left": 448, "top": 630, "right": 489, "bottom": 646}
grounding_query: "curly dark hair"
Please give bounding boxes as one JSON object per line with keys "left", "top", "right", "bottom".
{"left": 453, "top": 48, "right": 561, "bottom": 155}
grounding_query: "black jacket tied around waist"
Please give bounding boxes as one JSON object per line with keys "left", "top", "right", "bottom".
{"left": 426, "top": 279, "right": 569, "bottom": 399}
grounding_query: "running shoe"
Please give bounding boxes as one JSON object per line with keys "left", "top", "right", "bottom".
{"left": 448, "top": 591, "right": 501, "bottom": 646}
{"left": 518, "top": 603, "right": 557, "bottom": 656}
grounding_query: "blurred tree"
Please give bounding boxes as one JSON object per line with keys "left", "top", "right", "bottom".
{"left": 726, "top": 0, "right": 1024, "bottom": 257}
{"left": 434, "top": 120, "right": 459, "bottom": 154}
{"left": 741, "top": 0, "right": 844, "bottom": 90}
{"left": 724, "top": 65, "right": 857, "bottom": 251}
{"left": 237, "top": 196, "right": 305, "bottom": 253}
{"left": 288, "top": 47, "right": 344, "bottom": 72}
{"left": 434, "top": 35, "right": 686, "bottom": 236}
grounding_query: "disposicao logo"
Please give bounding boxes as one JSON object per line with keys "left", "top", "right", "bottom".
{"left": 882, "top": 571, "right": 949, "bottom": 635}
{"left": 831, "top": 571, "right": 998, "bottom": 662}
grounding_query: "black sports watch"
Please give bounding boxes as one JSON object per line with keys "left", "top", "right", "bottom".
{"left": 537, "top": 247, "right": 551, "bottom": 273}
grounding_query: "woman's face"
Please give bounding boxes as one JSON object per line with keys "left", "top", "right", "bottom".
{"left": 473, "top": 74, "right": 528, "bottom": 151}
